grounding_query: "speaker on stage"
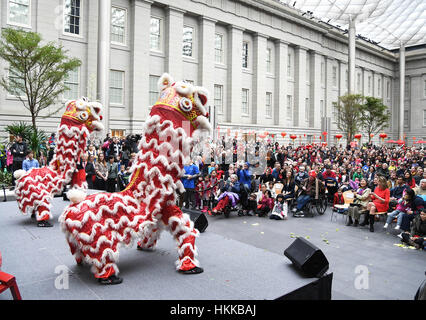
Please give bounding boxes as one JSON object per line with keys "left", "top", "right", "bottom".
{"left": 186, "top": 210, "right": 208, "bottom": 233}
{"left": 284, "top": 237, "right": 329, "bottom": 278}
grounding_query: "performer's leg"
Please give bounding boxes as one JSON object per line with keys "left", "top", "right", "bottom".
{"left": 36, "top": 204, "right": 53, "bottom": 227}
{"left": 137, "top": 226, "right": 160, "bottom": 251}
{"left": 161, "top": 205, "right": 203, "bottom": 274}
{"left": 94, "top": 263, "right": 122, "bottom": 285}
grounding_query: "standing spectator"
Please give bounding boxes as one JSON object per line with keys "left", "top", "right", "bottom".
{"left": 39, "top": 153, "right": 48, "bottom": 167}
{"left": 94, "top": 153, "right": 108, "bottom": 190}
{"left": 182, "top": 160, "right": 200, "bottom": 209}
{"left": 106, "top": 155, "right": 118, "bottom": 192}
{"left": 84, "top": 154, "right": 96, "bottom": 189}
{"left": 22, "top": 151, "right": 39, "bottom": 171}
{"left": 237, "top": 162, "right": 252, "bottom": 190}
{"left": 117, "top": 164, "right": 130, "bottom": 191}
{"left": 109, "top": 137, "right": 121, "bottom": 159}
{"left": 10, "top": 134, "right": 28, "bottom": 189}
{"left": 48, "top": 133, "right": 56, "bottom": 146}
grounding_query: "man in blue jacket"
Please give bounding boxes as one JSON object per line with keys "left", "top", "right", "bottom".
{"left": 181, "top": 160, "right": 200, "bottom": 209}
{"left": 237, "top": 162, "right": 252, "bottom": 190}
{"left": 22, "top": 151, "right": 39, "bottom": 171}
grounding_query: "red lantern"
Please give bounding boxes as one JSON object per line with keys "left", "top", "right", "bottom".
{"left": 335, "top": 134, "right": 343, "bottom": 140}
{"left": 290, "top": 135, "right": 297, "bottom": 140}
{"left": 370, "top": 134, "right": 374, "bottom": 138}
{"left": 322, "top": 131, "right": 328, "bottom": 136}
{"left": 413, "top": 137, "right": 416, "bottom": 140}
{"left": 354, "top": 134, "right": 362, "bottom": 140}
{"left": 379, "top": 133, "right": 387, "bottom": 140}
{"left": 271, "top": 134, "right": 275, "bottom": 138}
{"left": 281, "top": 132, "right": 287, "bottom": 138}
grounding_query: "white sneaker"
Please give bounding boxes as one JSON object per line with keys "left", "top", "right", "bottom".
{"left": 397, "top": 232, "right": 403, "bottom": 239}
{"left": 383, "top": 223, "right": 389, "bottom": 229}
{"left": 394, "top": 225, "right": 400, "bottom": 230}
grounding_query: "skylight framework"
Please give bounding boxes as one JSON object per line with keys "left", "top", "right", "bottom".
{"left": 280, "top": 0, "right": 426, "bottom": 50}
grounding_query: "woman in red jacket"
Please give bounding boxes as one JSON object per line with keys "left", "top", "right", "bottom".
{"left": 363, "top": 176, "right": 390, "bottom": 232}
{"left": 404, "top": 171, "right": 416, "bottom": 189}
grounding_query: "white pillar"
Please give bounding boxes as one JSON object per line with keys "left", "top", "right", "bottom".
{"left": 348, "top": 17, "right": 356, "bottom": 94}
{"left": 399, "top": 44, "right": 405, "bottom": 140}
{"left": 274, "top": 40, "right": 288, "bottom": 127}
{"left": 253, "top": 33, "right": 267, "bottom": 125}
{"left": 165, "top": 6, "right": 185, "bottom": 80}
{"left": 97, "top": 0, "right": 111, "bottom": 132}
{"left": 294, "top": 46, "right": 307, "bottom": 127}
{"left": 226, "top": 25, "right": 244, "bottom": 123}
{"left": 129, "top": 0, "right": 152, "bottom": 132}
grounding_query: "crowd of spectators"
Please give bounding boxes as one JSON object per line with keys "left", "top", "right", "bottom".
{"left": 1, "top": 132, "right": 425, "bottom": 250}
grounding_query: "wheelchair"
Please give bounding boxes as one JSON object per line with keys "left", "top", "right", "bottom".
{"left": 324, "top": 178, "right": 338, "bottom": 204}
{"left": 297, "top": 191, "right": 328, "bottom": 217}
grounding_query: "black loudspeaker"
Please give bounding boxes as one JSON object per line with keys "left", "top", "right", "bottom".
{"left": 284, "top": 237, "right": 329, "bottom": 278}
{"left": 185, "top": 209, "right": 208, "bottom": 233}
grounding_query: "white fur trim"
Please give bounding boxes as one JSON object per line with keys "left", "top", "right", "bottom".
{"left": 158, "top": 73, "right": 174, "bottom": 92}
{"left": 13, "top": 170, "right": 26, "bottom": 180}
{"left": 67, "top": 189, "right": 87, "bottom": 204}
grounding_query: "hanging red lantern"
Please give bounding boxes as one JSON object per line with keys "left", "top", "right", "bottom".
{"left": 413, "top": 137, "right": 416, "bottom": 140}
{"left": 290, "top": 135, "right": 297, "bottom": 140}
{"left": 379, "top": 133, "right": 387, "bottom": 140}
{"left": 322, "top": 131, "right": 328, "bottom": 136}
{"left": 319, "top": 136, "right": 322, "bottom": 140}
{"left": 271, "top": 134, "right": 275, "bottom": 138}
{"left": 354, "top": 134, "right": 362, "bottom": 140}
{"left": 335, "top": 134, "right": 343, "bottom": 140}
{"left": 370, "top": 134, "right": 374, "bottom": 138}
{"left": 281, "top": 132, "right": 287, "bottom": 138}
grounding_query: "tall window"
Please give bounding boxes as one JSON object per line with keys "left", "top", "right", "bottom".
{"left": 368, "top": 76, "right": 372, "bottom": 94}
{"left": 332, "top": 66, "right": 337, "bottom": 87}
{"left": 242, "top": 89, "right": 249, "bottom": 115}
{"left": 377, "top": 78, "right": 381, "bottom": 96}
{"left": 305, "top": 54, "right": 310, "bottom": 81}
{"left": 345, "top": 70, "right": 348, "bottom": 91}
{"left": 286, "top": 95, "right": 292, "bottom": 120}
{"left": 215, "top": 33, "right": 224, "bottom": 63}
{"left": 387, "top": 80, "right": 390, "bottom": 98}
{"left": 405, "top": 78, "right": 410, "bottom": 96}
{"left": 320, "top": 100, "right": 324, "bottom": 118}
{"left": 7, "top": 68, "right": 25, "bottom": 97}
{"left": 266, "top": 48, "right": 272, "bottom": 73}
{"left": 64, "top": 0, "right": 81, "bottom": 35}
{"left": 287, "top": 53, "right": 291, "bottom": 77}
{"left": 150, "top": 17, "right": 161, "bottom": 51}
{"left": 404, "top": 110, "right": 409, "bottom": 128}
{"left": 64, "top": 68, "right": 79, "bottom": 100}
{"left": 266, "top": 92, "right": 272, "bottom": 118}
{"left": 214, "top": 85, "right": 223, "bottom": 114}
{"left": 357, "top": 73, "right": 361, "bottom": 92}
{"left": 111, "top": 7, "right": 126, "bottom": 45}
{"left": 242, "top": 41, "right": 249, "bottom": 68}
{"left": 8, "top": 0, "right": 30, "bottom": 27}
{"left": 149, "top": 75, "right": 160, "bottom": 106}
{"left": 305, "top": 98, "right": 309, "bottom": 122}
{"left": 111, "top": 129, "right": 125, "bottom": 138}
{"left": 109, "top": 70, "right": 124, "bottom": 105}
{"left": 183, "top": 26, "right": 194, "bottom": 57}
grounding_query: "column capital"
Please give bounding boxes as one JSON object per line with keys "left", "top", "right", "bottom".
{"left": 274, "top": 39, "right": 290, "bottom": 46}
{"left": 227, "top": 24, "right": 245, "bottom": 32}
{"left": 198, "top": 16, "right": 217, "bottom": 24}
{"left": 167, "top": 5, "right": 186, "bottom": 15}
{"left": 135, "top": 0, "right": 154, "bottom": 7}
{"left": 295, "top": 45, "right": 310, "bottom": 51}
{"left": 254, "top": 32, "right": 269, "bottom": 39}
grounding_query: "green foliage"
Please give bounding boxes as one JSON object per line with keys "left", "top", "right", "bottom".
{"left": 5, "top": 121, "right": 33, "bottom": 141}
{"left": 359, "top": 97, "right": 391, "bottom": 142}
{"left": 28, "top": 128, "right": 47, "bottom": 158}
{"left": 333, "top": 94, "right": 364, "bottom": 143}
{"left": 0, "top": 170, "right": 12, "bottom": 187}
{"left": 0, "top": 28, "right": 81, "bottom": 130}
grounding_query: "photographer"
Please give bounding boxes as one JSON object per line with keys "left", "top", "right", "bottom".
{"left": 181, "top": 159, "right": 201, "bottom": 209}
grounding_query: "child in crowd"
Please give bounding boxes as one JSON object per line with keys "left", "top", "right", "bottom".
{"left": 333, "top": 188, "right": 347, "bottom": 214}
{"left": 384, "top": 190, "right": 410, "bottom": 230}
{"left": 270, "top": 194, "right": 288, "bottom": 220}
{"left": 200, "top": 175, "right": 211, "bottom": 212}
{"left": 257, "top": 190, "right": 274, "bottom": 217}
{"left": 117, "top": 164, "right": 130, "bottom": 191}
{"left": 195, "top": 176, "right": 204, "bottom": 210}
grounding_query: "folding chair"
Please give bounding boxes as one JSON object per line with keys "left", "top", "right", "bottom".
{"left": 0, "top": 271, "right": 22, "bottom": 300}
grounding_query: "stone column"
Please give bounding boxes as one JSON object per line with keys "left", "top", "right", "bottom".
{"left": 97, "top": 0, "right": 111, "bottom": 132}
{"left": 252, "top": 33, "right": 267, "bottom": 125}
{"left": 165, "top": 6, "right": 185, "bottom": 81}
{"left": 294, "top": 46, "right": 307, "bottom": 127}
{"left": 274, "top": 40, "right": 288, "bottom": 127}
{"left": 226, "top": 25, "right": 244, "bottom": 123}
{"left": 399, "top": 45, "right": 405, "bottom": 140}
{"left": 129, "top": 0, "right": 152, "bottom": 132}
{"left": 348, "top": 17, "right": 356, "bottom": 94}
{"left": 312, "top": 53, "right": 323, "bottom": 129}
{"left": 86, "top": 0, "right": 99, "bottom": 101}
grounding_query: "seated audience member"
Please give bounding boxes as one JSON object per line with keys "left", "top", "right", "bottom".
{"left": 363, "top": 176, "right": 390, "bottom": 232}
{"left": 413, "top": 167, "right": 423, "bottom": 186}
{"left": 257, "top": 189, "right": 274, "bottom": 217}
{"left": 390, "top": 175, "right": 409, "bottom": 201}
{"left": 292, "top": 170, "right": 325, "bottom": 218}
{"left": 281, "top": 169, "right": 296, "bottom": 202}
{"left": 212, "top": 174, "right": 240, "bottom": 215}
{"left": 22, "top": 151, "right": 39, "bottom": 171}
{"left": 346, "top": 178, "right": 371, "bottom": 227}
{"left": 333, "top": 188, "right": 346, "bottom": 214}
{"left": 339, "top": 168, "right": 351, "bottom": 191}
{"left": 384, "top": 189, "right": 411, "bottom": 230}
{"left": 413, "top": 179, "right": 426, "bottom": 201}
{"left": 387, "top": 171, "right": 397, "bottom": 190}
{"left": 404, "top": 171, "right": 416, "bottom": 189}
{"left": 270, "top": 194, "right": 288, "bottom": 220}
{"left": 398, "top": 189, "right": 425, "bottom": 233}
{"left": 294, "top": 165, "right": 309, "bottom": 185}
{"left": 400, "top": 209, "right": 426, "bottom": 250}
{"left": 259, "top": 167, "right": 274, "bottom": 185}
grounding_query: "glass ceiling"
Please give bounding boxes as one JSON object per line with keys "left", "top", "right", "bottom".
{"left": 279, "top": 0, "right": 426, "bottom": 50}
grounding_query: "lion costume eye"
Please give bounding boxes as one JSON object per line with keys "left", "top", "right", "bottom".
{"left": 179, "top": 97, "right": 193, "bottom": 112}
{"left": 79, "top": 111, "right": 89, "bottom": 121}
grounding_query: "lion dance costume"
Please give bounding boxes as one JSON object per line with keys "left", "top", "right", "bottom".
{"left": 59, "top": 73, "right": 211, "bottom": 284}
{"left": 14, "top": 98, "right": 104, "bottom": 227}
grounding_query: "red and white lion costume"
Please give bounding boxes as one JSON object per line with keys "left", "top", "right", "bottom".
{"left": 14, "top": 98, "right": 104, "bottom": 226}
{"left": 59, "top": 73, "right": 211, "bottom": 284}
